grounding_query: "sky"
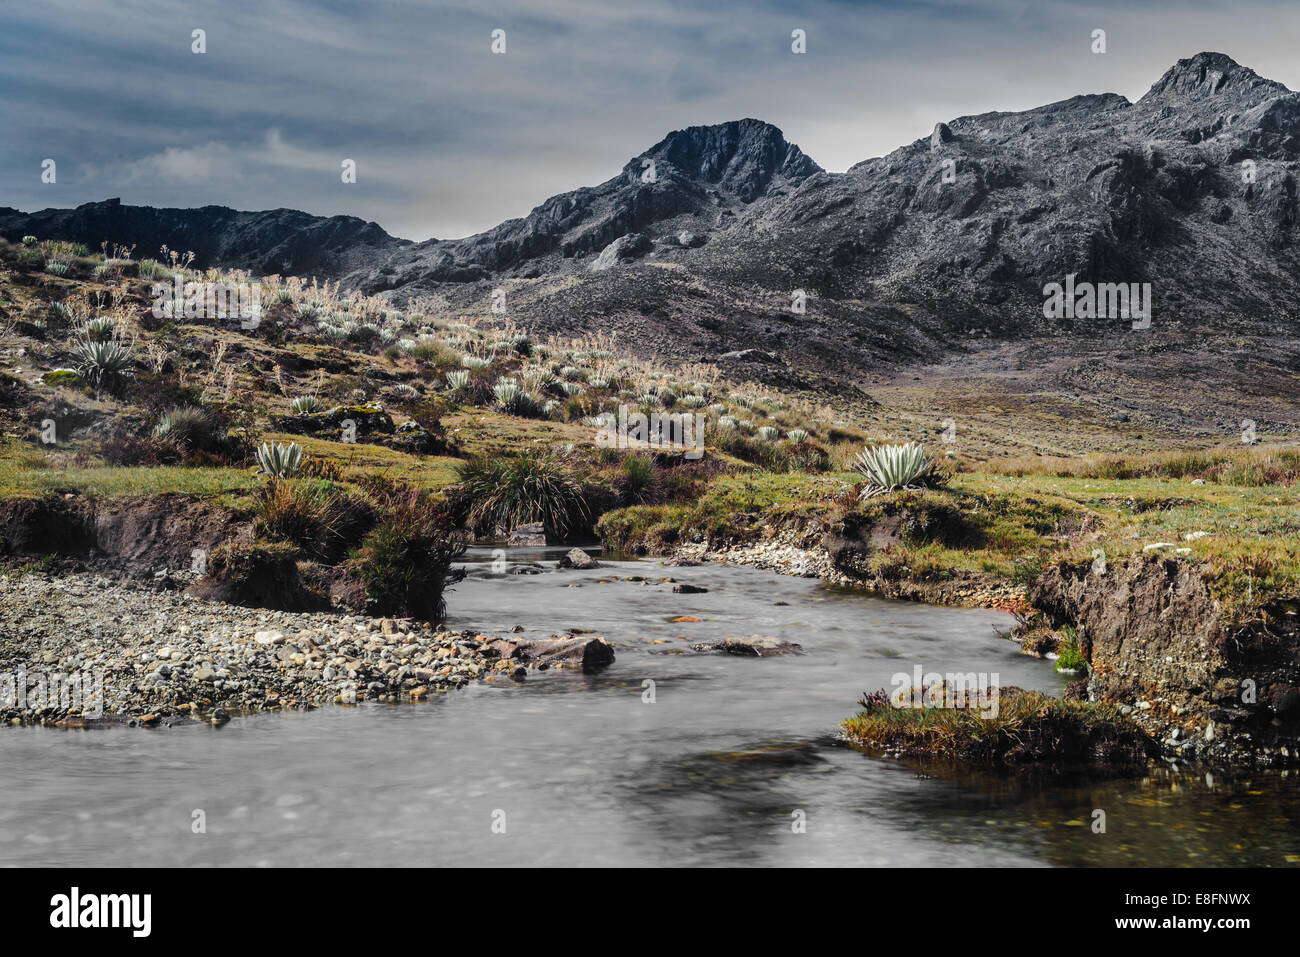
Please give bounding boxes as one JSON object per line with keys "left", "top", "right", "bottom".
{"left": 3, "top": 0, "right": 1300, "bottom": 241}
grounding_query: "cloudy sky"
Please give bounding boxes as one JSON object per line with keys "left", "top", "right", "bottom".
{"left": 3, "top": 0, "right": 1299, "bottom": 241}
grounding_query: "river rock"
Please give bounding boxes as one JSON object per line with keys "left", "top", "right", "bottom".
{"left": 557, "top": 548, "right": 600, "bottom": 570}
{"left": 672, "top": 583, "right": 708, "bottom": 594}
{"left": 507, "top": 522, "right": 548, "bottom": 546}
{"left": 485, "top": 636, "right": 615, "bottom": 672}
{"left": 690, "top": 635, "right": 804, "bottom": 657}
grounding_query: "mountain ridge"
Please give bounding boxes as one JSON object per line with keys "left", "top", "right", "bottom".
{"left": 4, "top": 52, "right": 1299, "bottom": 349}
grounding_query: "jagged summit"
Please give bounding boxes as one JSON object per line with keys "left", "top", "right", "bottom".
{"left": 1141, "top": 51, "right": 1291, "bottom": 102}
{"left": 638, "top": 119, "right": 822, "bottom": 202}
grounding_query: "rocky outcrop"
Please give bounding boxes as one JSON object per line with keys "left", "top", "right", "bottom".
{"left": 1031, "top": 556, "right": 1300, "bottom": 766}
{"left": 506, "top": 522, "right": 548, "bottom": 546}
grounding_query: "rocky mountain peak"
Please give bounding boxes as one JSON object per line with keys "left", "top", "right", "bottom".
{"left": 636, "top": 118, "right": 822, "bottom": 202}
{"left": 1141, "top": 51, "right": 1290, "bottom": 103}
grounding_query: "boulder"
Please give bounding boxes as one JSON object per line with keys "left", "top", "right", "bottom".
{"left": 589, "top": 232, "right": 651, "bottom": 272}
{"left": 485, "top": 636, "right": 615, "bottom": 672}
{"left": 557, "top": 548, "right": 600, "bottom": 570}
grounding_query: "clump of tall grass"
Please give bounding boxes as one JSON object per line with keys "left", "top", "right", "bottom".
{"left": 842, "top": 685, "right": 1155, "bottom": 764}
{"left": 452, "top": 454, "right": 591, "bottom": 539}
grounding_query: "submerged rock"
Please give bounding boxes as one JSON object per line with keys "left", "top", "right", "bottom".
{"left": 690, "top": 635, "right": 804, "bottom": 657}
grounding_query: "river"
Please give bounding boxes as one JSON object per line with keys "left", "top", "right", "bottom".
{"left": 2, "top": 550, "right": 1297, "bottom": 866}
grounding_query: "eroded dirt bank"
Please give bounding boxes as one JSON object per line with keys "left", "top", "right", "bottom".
{"left": 1032, "top": 557, "right": 1300, "bottom": 767}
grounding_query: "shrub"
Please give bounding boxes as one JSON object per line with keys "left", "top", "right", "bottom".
{"left": 349, "top": 490, "right": 466, "bottom": 624}
{"left": 153, "top": 405, "right": 216, "bottom": 449}
{"left": 452, "top": 454, "right": 591, "bottom": 539}
{"left": 256, "top": 440, "right": 303, "bottom": 477}
{"left": 620, "top": 454, "right": 657, "bottom": 503}
{"left": 254, "top": 478, "right": 370, "bottom": 562}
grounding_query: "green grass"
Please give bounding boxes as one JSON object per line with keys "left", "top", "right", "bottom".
{"left": 262, "top": 432, "right": 462, "bottom": 489}
{"left": 0, "top": 456, "right": 259, "bottom": 505}
{"left": 597, "top": 463, "right": 1300, "bottom": 620}
{"left": 842, "top": 686, "right": 1155, "bottom": 764}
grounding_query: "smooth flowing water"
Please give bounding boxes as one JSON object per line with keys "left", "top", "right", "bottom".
{"left": 3, "top": 550, "right": 1298, "bottom": 867}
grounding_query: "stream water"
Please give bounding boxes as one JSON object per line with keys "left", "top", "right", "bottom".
{"left": 2, "top": 550, "right": 1297, "bottom": 867}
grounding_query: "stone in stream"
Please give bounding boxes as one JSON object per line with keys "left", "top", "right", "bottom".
{"left": 672, "top": 583, "right": 708, "bottom": 594}
{"left": 557, "top": 548, "right": 600, "bottom": 570}
{"left": 690, "top": 636, "right": 804, "bottom": 657}
{"left": 485, "top": 635, "right": 615, "bottom": 672}
{"left": 507, "top": 522, "right": 548, "bottom": 546}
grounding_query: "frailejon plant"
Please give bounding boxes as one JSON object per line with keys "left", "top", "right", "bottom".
{"left": 756, "top": 426, "right": 780, "bottom": 441}
{"left": 256, "top": 440, "right": 303, "bottom": 478}
{"left": 84, "top": 316, "right": 116, "bottom": 341}
{"left": 290, "top": 395, "right": 321, "bottom": 414}
{"left": 445, "top": 369, "right": 471, "bottom": 393}
{"left": 787, "top": 428, "right": 810, "bottom": 444}
{"left": 493, "top": 379, "right": 542, "bottom": 417}
{"left": 854, "top": 441, "right": 933, "bottom": 497}
{"left": 72, "top": 338, "right": 134, "bottom": 391}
